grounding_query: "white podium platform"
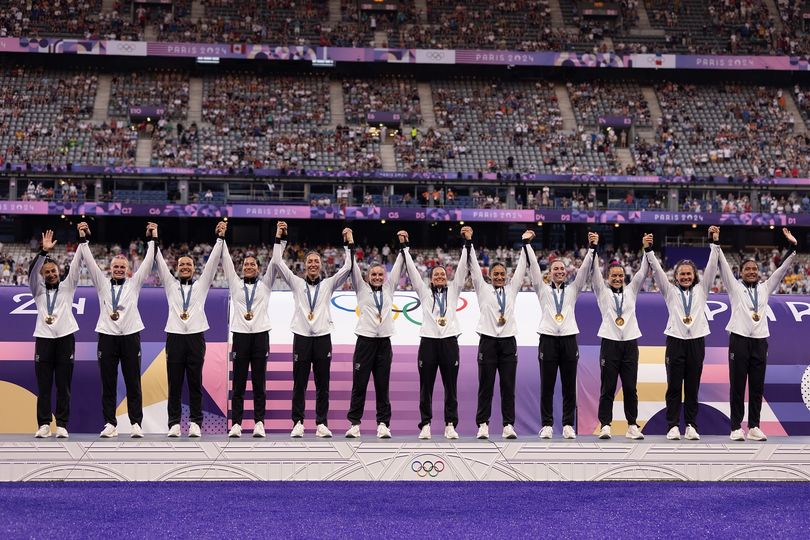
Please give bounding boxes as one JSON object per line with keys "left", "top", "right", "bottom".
{"left": 2, "top": 435, "right": 809, "bottom": 482}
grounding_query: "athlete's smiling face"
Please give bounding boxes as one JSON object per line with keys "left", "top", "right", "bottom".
{"left": 177, "top": 256, "right": 194, "bottom": 279}
{"left": 368, "top": 265, "right": 385, "bottom": 287}
{"left": 608, "top": 266, "right": 625, "bottom": 289}
{"left": 741, "top": 260, "right": 760, "bottom": 285}
{"left": 110, "top": 256, "right": 129, "bottom": 280}
{"left": 305, "top": 253, "right": 321, "bottom": 280}
{"left": 431, "top": 266, "right": 447, "bottom": 288}
{"left": 242, "top": 256, "right": 259, "bottom": 279}
{"left": 41, "top": 262, "right": 60, "bottom": 285}
{"left": 491, "top": 264, "right": 507, "bottom": 287}
{"left": 550, "top": 261, "right": 566, "bottom": 285}
{"left": 675, "top": 264, "right": 695, "bottom": 288}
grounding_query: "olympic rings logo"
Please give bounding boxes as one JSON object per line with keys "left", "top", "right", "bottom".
{"left": 411, "top": 459, "right": 445, "bottom": 477}
{"left": 331, "top": 294, "right": 468, "bottom": 326}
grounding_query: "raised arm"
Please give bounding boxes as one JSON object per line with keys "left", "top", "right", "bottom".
{"left": 260, "top": 251, "right": 277, "bottom": 290}
{"left": 76, "top": 223, "right": 105, "bottom": 288}
{"left": 198, "top": 237, "right": 224, "bottom": 290}
{"left": 701, "top": 237, "right": 720, "bottom": 296}
{"left": 326, "top": 228, "right": 354, "bottom": 292}
{"left": 645, "top": 247, "right": 671, "bottom": 296}
{"left": 402, "top": 246, "right": 430, "bottom": 299}
{"left": 572, "top": 232, "right": 598, "bottom": 292}
{"left": 764, "top": 228, "right": 799, "bottom": 294}
{"left": 628, "top": 233, "right": 653, "bottom": 295}
{"left": 65, "top": 242, "right": 84, "bottom": 290}
{"left": 131, "top": 222, "right": 157, "bottom": 289}
{"left": 155, "top": 247, "right": 177, "bottom": 288}
{"left": 462, "top": 226, "right": 486, "bottom": 292}
{"left": 28, "top": 229, "right": 54, "bottom": 295}
{"left": 220, "top": 239, "right": 239, "bottom": 288}
{"left": 508, "top": 242, "right": 528, "bottom": 297}
{"left": 710, "top": 241, "right": 737, "bottom": 293}
{"left": 271, "top": 221, "right": 296, "bottom": 286}
{"left": 350, "top": 250, "right": 366, "bottom": 293}
{"left": 451, "top": 240, "right": 470, "bottom": 293}
{"left": 591, "top": 255, "right": 607, "bottom": 295}
{"left": 525, "top": 235, "right": 548, "bottom": 293}
{"left": 385, "top": 250, "right": 404, "bottom": 295}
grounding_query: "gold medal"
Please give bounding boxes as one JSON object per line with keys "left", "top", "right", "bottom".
{"left": 752, "top": 312, "right": 760, "bottom": 322}
{"left": 615, "top": 317, "right": 625, "bottom": 327}
{"left": 308, "top": 312, "right": 314, "bottom": 321}
{"left": 110, "top": 311, "right": 120, "bottom": 321}
{"left": 498, "top": 315, "right": 506, "bottom": 326}
{"left": 437, "top": 317, "right": 447, "bottom": 326}
{"left": 554, "top": 313, "right": 564, "bottom": 323}
{"left": 244, "top": 311, "right": 253, "bottom": 321}
{"left": 45, "top": 315, "right": 54, "bottom": 325}
{"left": 180, "top": 311, "right": 189, "bottom": 321}
{"left": 682, "top": 316, "right": 692, "bottom": 325}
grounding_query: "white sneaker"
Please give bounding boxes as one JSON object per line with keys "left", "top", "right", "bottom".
{"left": 626, "top": 425, "right": 645, "bottom": 440}
{"left": 502, "top": 424, "right": 518, "bottom": 440}
{"left": 252, "top": 422, "right": 266, "bottom": 438}
{"left": 188, "top": 422, "right": 201, "bottom": 438}
{"left": 376, "top": 423, "right": 392, "bottom": 439}
{"left": 167, "top": 424, "right": 181, "bottom": 438}
{"left": 444, "top": 424, "right": 459, "bottom": 439}
{"left": 100, "top": 423, "right": 118, "bottom": 438}
{"left": 228, "top": 424, "right": 242, "bottom": 438}
{"left": 666, "top": 426, "right": 681, "bottom": 440}
{"left": 345, "top": 424, "right": 361, "bottom": 438}
{"left": 684, "top": 425, "right": 700, "bottom": 440}
{"left": 55, "top": 427, "right": 69, "bottom": 439}
{"left": 130, "top": 423, "right": 144, "bottom": 438}
{"left": 34, "top": 424, "right": 52, "bottom": 438}
{"left": 562, "top": 425, "right": 576, "bottom": 439}
{"left": 599, "top": 425, "right": 612, "bottom": 440}
{"left": 315, "top": 424, "right": 333, "bottom": 438}
{"left": 539, "top": 426, "right": 553, "bottom": 439}
{"left": 476, "top": 423, "right": 489, "bottom": 440}
{"left": 747, "top": 427, "right": 767, "bottom": 441}
{"left": 290, "top": 421, "right": 304, "bottom": 438}
{"left": 418, "top": 425, "right": 431, "bottom": 440}
{"left": 730, "top": 428, "right": 745, "bottom": 441}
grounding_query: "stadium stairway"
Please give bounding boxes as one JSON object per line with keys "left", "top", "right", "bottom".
{"left": 554, "top": 83, "right": 577, "bottom": 131}
{"left": 414, "top": 0, "right": 427, "bottom": 22}
{"left": 328, "top": 0, "right": 341, "bottom": 25}
{"left": 784, "top": 89, "right": 808, "bottom": 135}
{"left": 188, "top": 78, "right": 203, "bottom": 124}
{"left": 615, "top": 147, "right": 635, "bottom": 171}
{"left": 418, "top": 83, "right": 436, "bottom": 128}
{"left": 639, "top": 86, "right": 662, "bottom": 142}
{"left": 144, "top": 25, "right": 157, "bottom": 41}
{"left": 380, "top": 145, "right": 396, "bottom": 172}
{"left": 765, "top": 0, "right": 784, "bottom": 31}
{"left": 136, "top": 136, "right": 153, "bottom": 167}
{"left": 191, "top": 0, "right": 205, "bottom": 22}
{"left": 93, "top": 75, "right": 112, "bottom": 122}
{"left": 329, "top": 81, "right": 345, "bottom": 128}
{"left": 548, "top": 0, "right": 565, "bottom": 29}
{"left": 635, "top": 1, "right": 653, "bottom": 31}
{"left": 374, "top": 31, "right": 388, "bottom": 47}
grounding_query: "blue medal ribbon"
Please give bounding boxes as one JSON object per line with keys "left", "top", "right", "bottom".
{"left": 679, "top": 288, "right": 693, "bottom": 318}
{"left": 180, "top": 282, "right": 193, "bottom": 313}
{"left": 613, "top": 290, "right": 623, "bottom": 319}
{"left": 243, "top": 282, "right": 257, "bottom": 314}
{"left": 435, "top": 289, "right": 447, "bottom": 318}
{"left": 110, "top": 282, "right": 124, "bottom": 313}
{"left": 552, "top": 286, "right": 565, "bottom": 315}
{"left": 745, "top": 285, "right": 758, "bottom": 313}
{"left": 495, "top": 287, "right": 506, "bottom": 316}
{"left": 45, "top": 287, "right": 59, "bottom": 317}
{"left": 373, "top": 289, "right": 384, "bottom": 320}
{"left": 306, "top": 282, "right": 321, "bottom": 317}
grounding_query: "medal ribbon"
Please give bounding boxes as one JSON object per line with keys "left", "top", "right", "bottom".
{"left": 552, "top": 286, "right": 565, "bottom": 315}
{"left": 306, "top": 282, "right": 321, "bottom": 316}
{"left": 435, "top": 289, "right": 447, "bottom": 318}
{"left": 679, "top": 288, "right": 693, "bottom": 318}
{"left": 495, "top": 287, "right": 506, "bottom": 316}
{"left": 110, "top": 282, "right": 123, "bottom": 313}
{"left": 180, "top": 282, "right": 193, "bottom": 314}
{"left": 243, "top": 282, "right": 257, "bottom": 314}
{"left": 373, "top": 289, "right": 384, "bottom": 320}
{"left": 613, "top": 290, "right": 624, "bottom": 319}
{"left": 745, "top": 285, "right": 758, "bottom": 313}
{"left": 46, "top": 287, "right": 59, "bottom": 317}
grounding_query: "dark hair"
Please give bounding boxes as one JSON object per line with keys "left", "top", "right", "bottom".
{"left": 489, "top": 262, "right": 507, "bottom": 275}
{"left": 740, "top": 258, "right": 759, "bottom": 270}
{"left": 243, "top": 255, "right": 260, "bottom": 266}
{"left": 430, "top": 265, "right": 447, "bottom": 279}
{"left": 673, "top": 259, "right": 700, "bottom": 284}
{"left": 606, "top": 262, "right": 625, "bottom": 277}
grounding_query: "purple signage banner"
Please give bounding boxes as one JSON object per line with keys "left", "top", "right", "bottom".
{"left": 1, "top": 37, "right": 809, "bottom": 72}
{"left": 367, "top": 111, "right": 401, "bottom": 124}
{"left": 3, "top": 201, "right": 810, "bottom": 227}
{"left": 129, "top": 105, "right": 166, "bottom": 118}
{"left": 598, "top": 115, "right": 633, "bottom": 127}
